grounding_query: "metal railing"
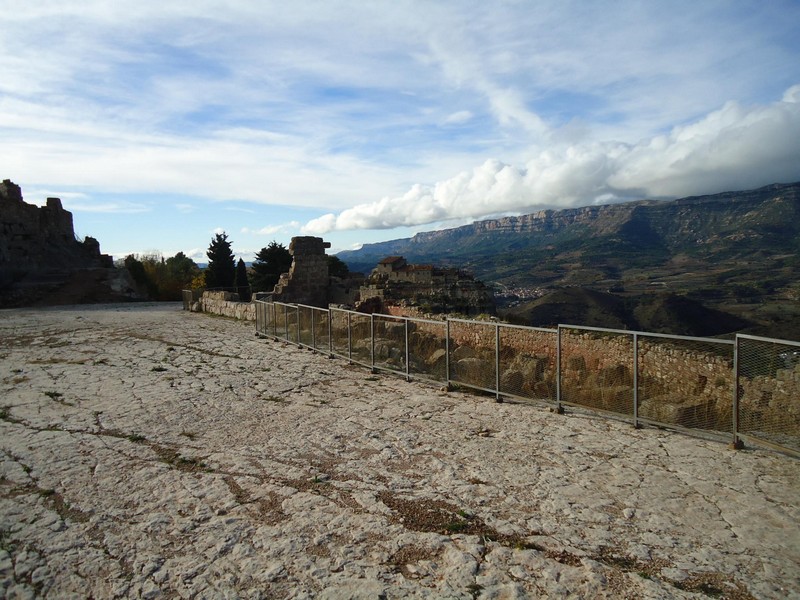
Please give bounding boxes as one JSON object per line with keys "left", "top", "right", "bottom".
{"left": 252, "top": 299, "right": 799, "bottom": 456}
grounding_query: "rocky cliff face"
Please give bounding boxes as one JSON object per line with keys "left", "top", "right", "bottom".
{"left": 0, "top": 179, "right": 143, "bottom": 306}
{"left": 339, "top": 182, "right": 800, "bottom": 278}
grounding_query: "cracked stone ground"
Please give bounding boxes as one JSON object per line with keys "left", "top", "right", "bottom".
{"left": 1, "top": 303, "right": 798, "bottom": 599}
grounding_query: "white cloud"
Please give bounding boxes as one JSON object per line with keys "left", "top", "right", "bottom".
{"left": 443, "top": 110, "right": 473, "bottom": 125}
{"left": 241, "top": 221, "right": 300, "bottom": 236}
{"left": 303, "top": 86, "right": 800, "bottom": 233}
{"left": 67, "top": 201, "right": 151, "bottom": 214}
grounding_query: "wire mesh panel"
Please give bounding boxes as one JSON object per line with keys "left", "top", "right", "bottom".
{"left": 373, "top": 314, "right": 407, "bottom": 375}
{"left": 311, "top": 307, "right": 331, "bottom": 353}
{"left": 330, "top": 308, "right": 350, "bottom": 359}
{"left": 448, "top": 319, "right": 497, "bottom": 392}
{"left": 286, "top": 304, "right": 299, "bottom": 344}
{"left": 560, "top": 326, "right": 634, "bottom": 416}
{"left": 737, "top": 335, "right": 800, "bottom": 454}
{"left": 298, "top": 305, "right": 314, "bottom": 348}
{"left": 349, "top": 312, "right": 372, "bottom": 367}
{"left": 498, "top": 324, "right": 557, "bottom": 403}
{"left": 407, "top": 318, "right": 447, "bottom": 383}
{"left": 638, "top": 334, "right": 733, "bottom": 434}
{"left": 254, "top": 300, "right": 266, "bottom": 335}
{"left": 272, "top": 303, "right": 287, "bottom": 340}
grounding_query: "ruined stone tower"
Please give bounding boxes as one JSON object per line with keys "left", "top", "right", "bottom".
{"left": 271, "top": 236, "right": 331, "bottom": 307}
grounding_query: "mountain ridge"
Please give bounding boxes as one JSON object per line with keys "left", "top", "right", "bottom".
{"left": 338, "top": 181, "right": 800, "bottom": 338}
{"left": 338, "top": 181, "right": 800, "bottom": 274}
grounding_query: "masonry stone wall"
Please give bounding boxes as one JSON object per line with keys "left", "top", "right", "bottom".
{"left": 1, "top": 180, "right": 112, "bottom": 272}
{"left": 197, "top": 291, "right": 256, "bottom": 321}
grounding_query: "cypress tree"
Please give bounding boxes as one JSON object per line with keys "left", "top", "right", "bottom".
{"left": 204, "top": 232, "right": 236, "bottom": 289}
{"left": 235, "top": 258, "right": 250, "bottom": 301}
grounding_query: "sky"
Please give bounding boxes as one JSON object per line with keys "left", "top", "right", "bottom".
{"left": 2, "top": 1, "right": 800, "bottom": 264}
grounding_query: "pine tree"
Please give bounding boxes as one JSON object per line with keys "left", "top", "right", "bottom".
{"left": 235, "top": 258, "right": 251, "bottom": 301}
{"left": 204, "top": 233, "right": 236, "bottom": 289}
{"left": 251, "top": 241, "right": 292, "bottom": 292}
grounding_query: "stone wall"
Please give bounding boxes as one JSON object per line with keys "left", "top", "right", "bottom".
{"left": 1, "top": 179, "right": 138, "bottom": 306}
{"left": 196, "top": 291, "right": 256, "bottom": 321}
{"left": 1, "top": 179, "right": 112, "bottom": 272}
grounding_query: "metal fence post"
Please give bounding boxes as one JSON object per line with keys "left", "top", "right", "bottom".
{"left": 328, "top": 308, "right": 333, "bottom": 357}
{"left": 633, "top": 333, "right": 640, "bottom": 429}
{"left": 370, "top": 313, "right": 376, "bottom": 373}
{"left": 311, "top": 308, "right": 316, "bottom": 351}
{"left": 405, "top": 318, "right": 410, "bottom": 382}
{"left": 731, "top": 336, "right": 744, "bottom": 450}
{"left": 296, "top": 306, "right": 301, "bottom": 344}
{"left": 495, "top": 322, "right": 502, "bottom": 402}
{"left": 556, "top": 326, "right": 564, "bottom": 414}
{"left": 445, "top": 319, "right": 451, "bottom": 390}
{"left": 347, "top": 311, "right": 352, "bottom": 363}
{"left": 284, "top": 305, "right": 289, "bottom": 340}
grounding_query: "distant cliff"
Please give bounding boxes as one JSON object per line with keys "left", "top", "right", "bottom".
{"left": 339, "top": 182, "right": 799, "bottom": 282}
{"left": 338, "top": 182, "right": 800, "bottom": 337}
{"left": 0, "top": 179, "right": 144, "bottom": 306}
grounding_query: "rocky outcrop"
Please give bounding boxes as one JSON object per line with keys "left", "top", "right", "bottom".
{"left": 1, "top": 179, "right": 144, "bottom": 306}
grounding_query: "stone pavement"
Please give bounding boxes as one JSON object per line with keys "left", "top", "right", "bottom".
{"left": 1, "top": 303, "right": 798, "bottom": 599}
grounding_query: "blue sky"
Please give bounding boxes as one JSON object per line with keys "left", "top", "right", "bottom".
{"left": 2, "top": 1, "right": 799, "bottom": 263}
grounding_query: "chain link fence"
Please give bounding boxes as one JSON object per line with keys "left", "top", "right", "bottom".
{"left": 252, "top": 300, "right": 799, "bottom": 456}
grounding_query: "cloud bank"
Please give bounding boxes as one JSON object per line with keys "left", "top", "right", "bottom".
{"left": 302, "top": 86, "right": 800, "bottom": 234}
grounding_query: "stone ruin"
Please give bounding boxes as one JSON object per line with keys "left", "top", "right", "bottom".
{"left": 359, "top": 255, "right": 496, "bottom": 316}
{"left": 271, "top": 236, "right": 331, "bottom": 308}
{"left": 1, "top": 179, "right": 142, "bottom": 307}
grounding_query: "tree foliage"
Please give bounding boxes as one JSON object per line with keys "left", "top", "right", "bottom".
{"left": 205, "top": 232, "right": 236, "bottom": 289}
{"left": 251, "top": 241, "right": 292, "bottom": 292}
{"left": 327, "top": 255, "right": 350, "bottom": 279}
{"left": 235, "top": 258, "right": 251, "bottom": 301}
{"left": 123, "top": 252, "right": 200, "bottom": 300}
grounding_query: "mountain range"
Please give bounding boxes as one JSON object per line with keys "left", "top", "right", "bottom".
{"left": 338, "top": 182, "right": 800, "bottom": 338}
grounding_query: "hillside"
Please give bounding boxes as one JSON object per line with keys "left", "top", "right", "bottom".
{"left": 338, "top": 182, "right": 800, "bottom": 337}
{"left": 502, "top": 289, "right": 752, "bottom": 337}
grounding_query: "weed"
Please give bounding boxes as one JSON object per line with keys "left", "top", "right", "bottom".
{"left": 44, "top": 391, "right": 63, "bottom": 400}
{"left": 151, "top": 366, "right": 168, "bottom": 372}
{"left": 38, "top": 488, "right": 56, "bottom": 497}
{"left": 127, "top": 434, "right": 146, "bottom": 443}
{"left": 264, "top": 395, "right": 285, "bottom": 403}
{"left": 365, "top": 376, "right": 380, "bottom": 382}
{"left": 466, "top": 583, "right": 483, "bottom": 599}
{"left": 445, "top": 521, "right": 468, "bottom": 533}
{"left": 0, "top": 406, "right": 9, "bottom": 420}
{"left": 180, "top": 431, "right": 197, "bottom": 440}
